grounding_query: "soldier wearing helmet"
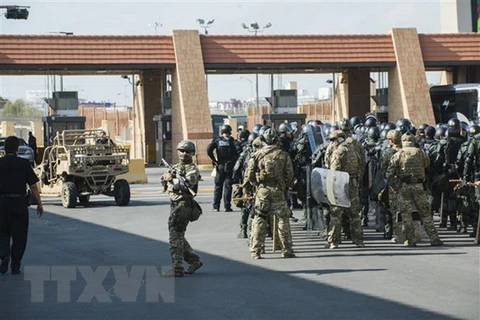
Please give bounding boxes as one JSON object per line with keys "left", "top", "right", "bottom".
{"left": 245, "top": 128, "right": 295, "bottom": 259}
{"left": 431, "top": 118, "right": 466, "bottom": 230}
{"left": 207, "top": 124, "right": 242, "bottom": 212}
{"left": 160, "top": 140, "right": 203, "bottom": 277}
{"left": 325, "top": 130, "right": 364, "bottom": 248}
{"left": 386, "top": 134, "right": 443, "bottom": 247}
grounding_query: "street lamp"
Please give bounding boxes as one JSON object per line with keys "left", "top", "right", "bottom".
{"left": 240, "top": 77, "right": 254, "bottom": 105}
{"left": 149, "top": 22, "right": 162, "bottom": 34}
{"left": 197, "top": 18, "right": 215, "bottom": 35}
{"left": 49, "top": 31, "right": 74, "bottom": 91}
{"left": 327, "top": 74, "right": 336, "bottom": 121}
{"left": 241, "top": 21, "right": 272, "bottom": 123}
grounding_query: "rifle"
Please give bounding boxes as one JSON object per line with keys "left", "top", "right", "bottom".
{"left": 161, "top": 158, "right": 196, "bottom": 197}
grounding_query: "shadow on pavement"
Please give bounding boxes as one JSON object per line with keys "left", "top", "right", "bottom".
{"left": 0, "top": 208, "right": 464, "bottom": 320}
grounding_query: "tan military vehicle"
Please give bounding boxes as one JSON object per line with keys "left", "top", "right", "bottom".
{"left": 39, "top": 129, "right": 130, "bottom": 208}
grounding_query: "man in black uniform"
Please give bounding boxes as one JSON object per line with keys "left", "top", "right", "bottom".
{"left": 207, "top": 124, "right": 242, "bottom": 212}
{"left": 27, "top": 131, "right": 38, "bottom": 165}
{"left": 0, "top": 136, "right": 44, "bottom": 274}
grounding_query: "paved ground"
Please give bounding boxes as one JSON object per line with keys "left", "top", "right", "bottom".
{"left": 0, "top": 167, "right": 479, "bottom": 320}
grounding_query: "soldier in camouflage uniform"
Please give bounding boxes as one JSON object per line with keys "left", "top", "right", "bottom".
{"left": 379, "top": 130, "right": 402, "bottom": 239}
{"left": 246, "top": 128, "right": 295, "bottom": 259}
{"left": 326, "top": 130, "right": 364, "bottom": 248}
{"left": 160, "top": 140, "right": 203, "bottom": 277}
{"left": 386, "top": 134, "right": 443, "bottom": 247}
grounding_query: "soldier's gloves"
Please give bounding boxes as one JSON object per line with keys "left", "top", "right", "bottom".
{"left": 163, "top": 170, "right": 176, "bottom": 182}
{"left": 212, "top": 160, "right": 218, "bottom": 167}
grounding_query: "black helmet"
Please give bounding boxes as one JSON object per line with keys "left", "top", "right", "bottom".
{"left": 278, "top": 122, "right": 293, "bottom": 134}
{"left": 396, "top": 118, "right": 412, "bottom": 130}
{"left": 238, "top": 128, "right": 250, "bottom": 141}
{"left": 248, "top": 132, "right": 258, "bottom": 143}
{"left": 258, "top": 125, "right": 271, "bottom": 136}
{"left": 447, "top": 118, "right": 461, "bottom": 136}
{"left": 251, "top": 124, "right": 262, "bottom": 135}
{"left": 263, "top": 128, "right": 278, "bottom": 145}
{"left": 434, "top": 126, "right": 447, "bottom": 140}
{"left": 380, "top": 129, "right": 388, "bottom": 140}
{"left": 384, "top": 122, "right": 397, "bottom": 132}
{"left": 350, "top": 116, "right": 362, "bottom": 128}
{"left": 338, "top": 118, "right": 352, "bottom": 132}
{"left": 221, "top": 124, "right": 232, "bottom": 135}
{"left": 468, "top": 124, "right": 480, "bottom": 137}
{"left": 418, "top": 123, "right": 429, "bottom": 134}
{"left": 425, "top": 126, "right": 436, "bottom": 139}
{"left": 364, "top": 117, "right": 377, "bottom": 128}
{"left": 367, "top": 126, "right": 380, "bottom": 141}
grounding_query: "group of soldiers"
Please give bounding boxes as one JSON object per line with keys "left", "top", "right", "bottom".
{"left": 159, "top": 116, "right": 479, "bottom": 274}
{"left": 227, "top": 114, "right": 480, "bottom": 257}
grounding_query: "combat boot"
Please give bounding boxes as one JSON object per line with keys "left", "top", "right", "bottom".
{"left": 282, "top": 251, "right": 296, "bottom": 258}
{"left": 162, "top": 269, "right": 184, "bottom": 277}
{"left": 430, "top": 239, "right": 444, "bottom": 246}
{"left": 185, "top": 261, "right": 203, "bottom": 274}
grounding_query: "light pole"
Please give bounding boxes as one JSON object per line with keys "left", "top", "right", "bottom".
{"left": 49, "top": 31, "right": 74, "bottom": 91}
{"left": 241, "top": 22, "right": 272, "bottom": 123}
{"left": 197, "top": 18, "right": 215, "bottom": 35}
{"left": 149, "top": 22, "right": 162, "bottom": 35}
{"left": 240, "top": 77, "right": 254, "bottom": 106}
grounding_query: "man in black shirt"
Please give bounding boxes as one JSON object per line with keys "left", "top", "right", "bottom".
{"left": 207, "top": 124, "right": 242, "bottom": 212}
{"left": 0, "top": 136, "right": 44, "bottom": 275}
{"left": 28, "top": 131, "right": 38, "bottom": 165}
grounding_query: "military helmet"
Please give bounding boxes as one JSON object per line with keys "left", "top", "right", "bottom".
{"left": 418, "top": 123, "right": 429, "bottom": 134}
{"left": 307, "top": 120, "right": 323, "bottom": 127}
{"left": 177, "top": 140, "right": 196, "bottom": 154}
{"left": 263, "top": 128, "right": 278, "bottom": 145}
{"left": 468, "top": 124, "right": 480, "bottom": 137}
{"left": 329, "top": 130, "right": 346, "bottom": 141}
{"left": 384, "top": 122, "right": 397, "bottom": 132}
{"left": 339, "top": 118, "right": 352, "bottom": 132}
{"left": 350, "top": 116, "right": 362, "bottom": 128}
{"left": 221, "top": 124, "right": 232, "bottom": 135}
{"left": 380, "top": 129, "right": 388, "bottom": 140}
{"left": 387, "top": 129, "right": 401, "bottom": 144}
{"left": 401, "top": 133, "right": 415, "bottom": 143}
{"left": 434, "top": 126, "right": 447, "bottom": 141}
{"left": 248, "top": 132, "right": 258, "bottom": 143}
{"left": 364, "top": 117, "right": 377, "bottom": 128}
{"left": 278, "top": 122, "right": 293, "bottom": 134}
{"left": 258, "top": 125, "right": 271, "bottom": 136}
{"left": 238, "top": 128, "right": 250, "bottom": 141}
{"left": 367, "top": 126, "right": 380, "bottom": 141}
{"left": 425, "top": 126, "right": 436, "bottom": 139}
{"left": 252, "top": 124, "right": 263, "bottom": 135}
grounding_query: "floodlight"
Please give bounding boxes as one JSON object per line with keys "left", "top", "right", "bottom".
{"left": 241, "top": 23, "right": 248, "bottom": 29}
{"left": 197, "top": 18, "right": 205, "bottom": 25}
{"left": 264, "top": 22, "right": 272, "bottom": 29}
{"left": 250, "top": 22, "right": 259, "bottom": 30}
{"left": 207, "top": 19, "right": 215, "bottom": 25}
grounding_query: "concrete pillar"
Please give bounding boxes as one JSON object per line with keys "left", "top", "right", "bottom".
{"left": 140, "top": 69, "right": 163, "bottom": 164}
{"left": 345, "top": 69, "right": 371, "bottom": 120}
{"left": 171, "top": 30, "right": 213, "bottom": 165}
{"left": 1, "top": 121, "right": 15, "bottom": 136}
{"left": 388, "top": 28, "right": 435, "bottom": 126}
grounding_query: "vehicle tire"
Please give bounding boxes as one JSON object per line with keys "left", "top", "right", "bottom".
{"left": 61, "top": 181, "right": 77, "bottom": 208}
{"left": 114, "top": 179, "right": 130, "bottom": 206}
{"left": 78, "top": 195, "right": 90, "bottom": 207}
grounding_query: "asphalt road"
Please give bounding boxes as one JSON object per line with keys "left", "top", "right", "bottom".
{"left": 0, "top": 167, "right": 478, "bottom": 320}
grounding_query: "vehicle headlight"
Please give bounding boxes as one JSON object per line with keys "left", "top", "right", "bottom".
{"left": 24, "top": 149, "right": 33, "bottom": 155}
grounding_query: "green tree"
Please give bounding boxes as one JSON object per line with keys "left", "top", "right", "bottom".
{"left": 0, "top": 99, "right": 43, "bottom": 119}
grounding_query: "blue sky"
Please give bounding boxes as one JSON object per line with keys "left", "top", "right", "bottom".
{"left": 0, "top": 0, "right": 443, "bottom": 106}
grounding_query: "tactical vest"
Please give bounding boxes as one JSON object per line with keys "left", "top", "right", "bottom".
{"left": 216, "top": 137, "right": 236, "bottom": 163}
{"left": 398, "top": 147, "right": 425, "bottom": 179}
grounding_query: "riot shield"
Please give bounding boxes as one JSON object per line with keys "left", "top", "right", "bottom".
{"left": 311, "top": 167, "right": 351, "bottom": 208}
{"left": 305, "top": 124, "right": 326, "bottom": 154}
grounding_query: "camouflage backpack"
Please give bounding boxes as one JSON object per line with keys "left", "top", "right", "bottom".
{"left": 256, "top": 148, "right": 283, "bottom": 183}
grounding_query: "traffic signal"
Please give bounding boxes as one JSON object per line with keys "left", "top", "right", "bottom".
{"left": 5, "top": 8, "right": 29, "bottom": 20}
